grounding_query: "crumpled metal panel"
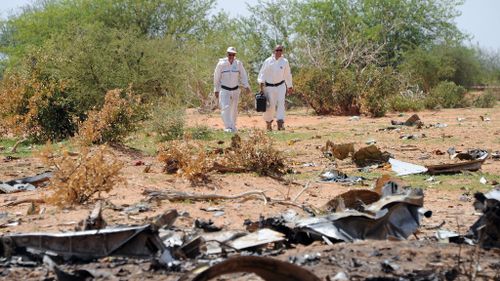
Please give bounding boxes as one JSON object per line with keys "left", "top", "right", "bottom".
{"left": 1, "top": 225, "right": 166, "bottom": 261}
{"left": 293, "top": 204, "right": 421, "bottom": 242}
{"left": 266, "top": 189, "right": 427, "bottom": 243}
{"left": 0, "top": 172, "right": 52, "bottom": 193}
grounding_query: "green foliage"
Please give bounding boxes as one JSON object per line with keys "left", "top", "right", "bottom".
{"left": 475, "top": 48, "right": 500, "bottom": 84}
{"left": 188, "top": 125, "right": 213, "bottom": 140}
{"left": 400, "top": 44, "right": 482, "bottom": 92}
{"left": 296, "top": 65, "right": 400, "bottom": 116}
{"left": 472, "top": 90, "right": 498, "bottom": 108}
{"left": 388, "top": 95, "right": 425, "bottom": 112}
{"left": 147, "top": 101, "right": 186, "bottom": 142}
{"left": 360, "top": 66, "right": 401, "bottom": 117}
{"left": 292, "top": 0, "right": 464, "bottom": 68}
{"left": 295, "top": 67, "right": 336, "bottom": 115}
{"left": 0, "top": 0, "right": 215, "bottom": 66}
{"left": 425, "top": 81, "right": 467, "bottom": 109}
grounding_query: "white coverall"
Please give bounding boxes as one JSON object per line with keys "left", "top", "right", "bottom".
{"left": 213, "top": 58, "right": 249, "bottom": 132}
{"left": 257, "top": 56, "right": 293, "bottom": 122}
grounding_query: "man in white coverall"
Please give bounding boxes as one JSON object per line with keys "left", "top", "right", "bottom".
{"left": 258, "top": 44, "right": 293, "bottom": 131}
{"left": 213, "top": 47, "right": 251, "bottom": 133}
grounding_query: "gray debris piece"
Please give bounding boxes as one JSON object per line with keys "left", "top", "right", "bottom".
{"left": 0, "top": 172, "right": 52, "bottom": 194}
{"left": 0, "top": 225, "right": 166, "bottom": 261}
{"left": 228, "top": 229, "right": 284, "bottom": 251}
{"left": 320, "top": 169, "right": 364, "bottom": 184}
{"left": 201, "top": 229, "right": 285, "bottom": 255}
{"left": 251, "top": 188, "right": 428, "bottom": 244}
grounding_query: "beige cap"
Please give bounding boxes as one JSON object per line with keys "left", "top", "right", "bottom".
{"left": 226, "top": 46, "right": 237, "bottom": 54}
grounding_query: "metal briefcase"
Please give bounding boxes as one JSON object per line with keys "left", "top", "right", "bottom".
{"left": 255, "top": 92, "right": 267, "bottom": 112}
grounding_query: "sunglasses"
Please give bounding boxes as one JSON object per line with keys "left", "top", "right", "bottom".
{"left": 227, "top": 53, "right": 236, "bottom": 56}
{"left": 275, "top": 49, "right": 283, "bottom": 52}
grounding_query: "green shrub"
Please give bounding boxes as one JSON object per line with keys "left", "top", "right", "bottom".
{"left": 333, "top": 68, "right": 362, "bottom": 115}
{"left": 295, "top": 67, "right": 336, "bottom": 114}
{"left": 295, "top": 67, "right": 362, "bottom": 115}
{"left": 360, "top": 67, "right": 401, "bottom": 117}
{"left": 425, "top": 81, "right": 467, "bottom": 109}
{"left": 472, "top": 90, "right": 498, "bottom": 108}
{"left": 148, "top": 101, "right": 185, "bottom": 141}
{"left": 399, "top": 45, "right": 482, "bottom": 92}
{"left": 388, "top": 95, "right": 425, "bottom": 112}
{"left": 387, "top": 85, "right": 425, "bottom": 112}
{"left": 189, "top": 125, "right": 213, "bottom": 140}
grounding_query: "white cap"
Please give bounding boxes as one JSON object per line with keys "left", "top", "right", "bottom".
{"left": 226, "top": 46, "right": 237, "bottom": 54}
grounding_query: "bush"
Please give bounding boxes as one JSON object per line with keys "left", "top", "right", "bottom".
{"left": 388, "top": 85, "right": 426, "bottom": 112}
{"left": 221, "top": 131, "right": 287, "bottom": 178}
{"left": 147, "top": 101, "right": 185, "bottom": 141}
{"left": 472, "top": 90, "right": 498, "bottom": 108}
{"left": 295, "top": 67, "right": 336, "bottom": 114}
{"left": 157, "top": 130, "right": 288, "bottom": 184}
{"left": 331, "top": 68, "right": 362, "bottom": 115}
{"left": 295, "top": 67, "right": 360, "bottom": 115}
{"left": 76, "top": 88, "right": 139, "bottom": 145}
{"left": 0, "top": 69, "right": 78, "bottom": 142}
{"left": 360, "top": 67, "right": 401, "bottom": 117}
{"left": 425, "top": 81, "right": 467, "bottom": 109}
{"left": 157, "top": 137, "right": 212, "bottom": 185}
{"left": 399, "top": 45, "right": 482, "bottom": 92}
{"left": 40, "top": 144, "right": 124, "bottom": 207}
{"left": 388, "top": 94, "right": 425, "bottom": 112}
{"left": 188, "top": 125, "right": 213, "bottom": 140}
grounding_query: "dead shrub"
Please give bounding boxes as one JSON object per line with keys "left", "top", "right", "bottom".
{"left": 218, "top": 131, "right": 287, "bottom": 179}
{"left": 76, "top": 88, "right": 138, "bottom": 145}
{"left": 39, "top": 144, "right": 124, "bottom": 207}
{"left": 157, "top": 131, "right": 288, "bottom": 184}
{"left": 157, "top": 137, "right": 212, "bottom": 185}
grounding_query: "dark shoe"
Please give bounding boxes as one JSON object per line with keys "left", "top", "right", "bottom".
{"left": 266, "top": 121, "right": 273, "bottom": 131}
{"left": 277, "top": 120, "right": 285, "bottom": 131}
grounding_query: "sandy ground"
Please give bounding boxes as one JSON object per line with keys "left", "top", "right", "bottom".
{"left": 1, "top": 105, "right": 500, "bottom": 280}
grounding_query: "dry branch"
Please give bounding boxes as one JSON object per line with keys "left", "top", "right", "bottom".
{"left": 10, "top": 138, "right": 28, "bottom": 153}
{"left": 143, "top": 189, "right": 319, "bottom": 215}
{"left": 2, "top": 198, "right": 45, "bottom": 207}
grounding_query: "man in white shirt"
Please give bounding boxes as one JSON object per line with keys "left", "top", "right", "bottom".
{"left": 213, "top": 47, "right": 251, "bottom": 133}
{"left": 257, "top": 45, "right": 293, "bottom": 131}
